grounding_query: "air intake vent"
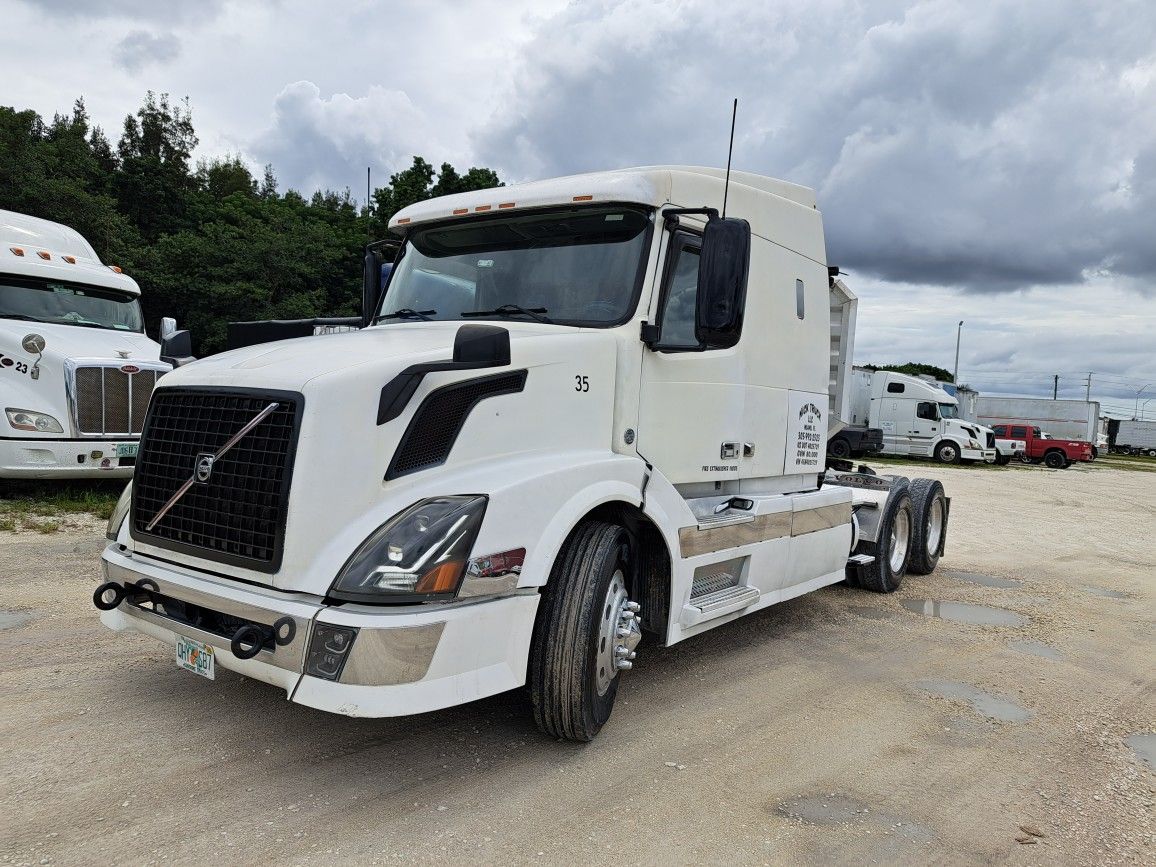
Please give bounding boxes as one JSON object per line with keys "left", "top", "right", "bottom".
{"left": 386, "top": 370, "right": 527, "bottom": 480}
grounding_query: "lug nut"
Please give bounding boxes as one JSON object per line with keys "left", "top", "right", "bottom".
{"left": 615, "top": 626, "right": 630, "bottom": 639}
{"left": 615, "top": 659, "right": 633, "bottom": 671}
{"left": 626, "top": 601, "right": 641, "bottom": 613}
{"left": 620, "top": 610, "right": 636, "bottom": 622}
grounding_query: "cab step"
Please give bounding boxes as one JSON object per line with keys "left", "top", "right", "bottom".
{"left": 681, "top": 584, "right": 761, "bottom": 627}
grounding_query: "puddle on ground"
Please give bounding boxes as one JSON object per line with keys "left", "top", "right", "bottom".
{"left": 1009, "top": 640, "right": 1063, "bottom": 661}
{"left": 777, "top": 793, "right": 868, "bottom": 825}
{"left": 902, "top": 599, "right": 1028, "bottom": 627}
{"left": 944, "top": 570, "right": 1021, "bottom": 589}
{"left": 1084, "top": 587, "right": 1128, "bottom": 599}
{"left": 0, "top": 611, "right": 32, "bottom": 630}
{"left": 916, "top": 679, "right": 1032, "bottom": 722}
{"left": 848, "top": 605, "right": 895, "bottom": 621}
{"left": 1127, "top": 733, "right": 1156, "bottom": 772}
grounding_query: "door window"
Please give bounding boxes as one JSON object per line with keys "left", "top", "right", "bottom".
{"left": 916, "top": 402, "right": 938, "bottom": 421}
{"left": 653, "top": 233, "right": 702, "bottom": 349}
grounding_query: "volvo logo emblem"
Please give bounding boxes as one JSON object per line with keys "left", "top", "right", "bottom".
{"left": 22, "top": 334, "right": 46, "bottom": 354}
{"left": 194, "top": 453, "right": 215, "bottom": 484}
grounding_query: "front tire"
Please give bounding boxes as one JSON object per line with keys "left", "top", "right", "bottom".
{"left": 908, "top": 479, "right": 946, "bottom": 575}
{"left": 529, "top": 520, "right": 640, "bottom": 741}
{"left": 934, "top": 441, "right": 961, "bottom": 464}
{"left": 995, "top": 452, "right": 1011, "bottom": 466}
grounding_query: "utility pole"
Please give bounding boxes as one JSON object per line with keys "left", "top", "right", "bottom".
{"left": 1053, "top": 375, "right": 1058, "bottom": 400}
{"left": 1085, "top": 372, "right": 1092, "bottom": 402}
{"left": 953, "top": 321, "right": 963, "bottom": 385}
{"left": 366, "top": 166, "right": 372, "bottom": 241}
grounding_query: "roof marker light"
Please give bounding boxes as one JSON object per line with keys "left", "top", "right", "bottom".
{"left": 498, "top": 202, "right": 516, "bottom": 209}
{"left": 109, "top": 265, "right": 123, "bottom": 273}
{"left": 63, "top": 255, "right": 76, "bottom": 264}
{"left": 9, "top": 247, "right": 24, "bottom": 257}
{"left": 452, "top": 208, "right": 469, "bottom": 215}
{"left": 573, "top": 195, "right": 593, "bottom": 202}
{"left": 37, "top": 250, "right": 51, "bottom": 260}
{"left": 474, "top": 205, "right": 491, "bottom": 212}
{"left": 397, "top": 217, "right": 411, "bottom": 225}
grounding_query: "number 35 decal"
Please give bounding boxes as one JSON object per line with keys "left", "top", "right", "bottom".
{"left": 575, "top": 375, "right": 589, "bottom": 392}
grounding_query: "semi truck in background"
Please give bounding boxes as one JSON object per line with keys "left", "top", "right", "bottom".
{"left": 94, "top": 165, "right": 952, "bottom": 741}
{"left": 0, "top": 210, "right": 193, "bottom": 479}
{"left": 845, "top": 368, "right": 1004, "bottom": 464}
{"left": 1111, "top": 419, "right": 1156, "bottom": 456}
{"left": 976, "top": 396, "right": 1106, "bottom": 457}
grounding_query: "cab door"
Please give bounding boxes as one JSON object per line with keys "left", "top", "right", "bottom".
{"left": 910, "top": 400, "right": 941, "bottom": 456}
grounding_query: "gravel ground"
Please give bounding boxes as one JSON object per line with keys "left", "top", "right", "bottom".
{"left": 1, "top": 461, "right": 1152, "bottom": 865}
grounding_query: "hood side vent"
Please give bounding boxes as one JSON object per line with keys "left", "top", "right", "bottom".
{"left": 386, "top": 370, "right": 528, "bottom": 480}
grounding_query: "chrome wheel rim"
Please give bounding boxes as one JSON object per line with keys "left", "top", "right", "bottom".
{"left": 926, "top": 496, "right": 943, "bottom": 552}
{"left": 594, "top": 570, "right": 640, "bottom": 696}
{"left": 889, "top": 508, "right": 911, "bottom": 573}
{"left": 940, "top": 445, "right": 957, "bottom": 462}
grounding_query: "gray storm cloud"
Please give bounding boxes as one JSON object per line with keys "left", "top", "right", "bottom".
{"left": 114, "top": 31, "right": 181, "bottom": 73}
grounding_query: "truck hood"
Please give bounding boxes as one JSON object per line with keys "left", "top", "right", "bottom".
{"left": 135, "top": 322, "right": 620, "bottom": 595}
{"left": 0, "top": 319, "right": 159, "bottom": 363}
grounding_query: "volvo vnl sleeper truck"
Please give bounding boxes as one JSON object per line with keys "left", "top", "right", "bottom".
{"left": 0, "top": 210, "right": 183, "bottom": 479}
{"left": 95, "top": 167, "right": 950, "bottom": 741}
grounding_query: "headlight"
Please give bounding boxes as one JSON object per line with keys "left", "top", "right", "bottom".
{"left": 6, "top": 408, "right": 64, "bottom": 433}
{"left": 106, "top": 482, "right": 133, "bottom": 541}
{"left": 330, "top": 495, "right": 487, "bottom": 603}
{"left": 968, "top": 439, "right": 980, "bottom": 449}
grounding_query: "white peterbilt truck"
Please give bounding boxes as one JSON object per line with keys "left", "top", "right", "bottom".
{"left": 95, "top": 167, "right": 950, "bottom": 741}
{"left": 0, "top": 210, "right": 185, "bottom": 479}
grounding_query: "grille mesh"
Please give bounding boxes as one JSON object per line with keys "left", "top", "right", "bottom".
{"left": 387, "top": 370, "right": 527, "bottom": 480}
{"left": 132, "top": 390, "right": 300, "bottom": 570}
{"left": 73, "top": 366, "right": 160, "bottom": 435}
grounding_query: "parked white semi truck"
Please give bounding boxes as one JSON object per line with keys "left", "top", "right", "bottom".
{"left": 0, "top": 210, "right": 187, "bottom": 479}
{"left": 846, "top": 368, "right": 1005, "bottom": 464}
{"left": 1112, "top": 419, "right": 1156, "bottom": 456}
{"left": 95, "top": 166, "right": 951, "bottom": 741}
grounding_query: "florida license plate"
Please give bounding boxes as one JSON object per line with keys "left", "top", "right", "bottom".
{"left": 175, "top": 636, "right": 215, "bottom": 680}
{"left": 115, "top": 443, "right": 139, "bottom": 458}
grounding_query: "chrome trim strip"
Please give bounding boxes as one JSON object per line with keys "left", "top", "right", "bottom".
{"left": 339, "top": 623, "right": 445, "bottom": 686}
{"left": 678, "top": 502, "right": 851, "bottom": 557}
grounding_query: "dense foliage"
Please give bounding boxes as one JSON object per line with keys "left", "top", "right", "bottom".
{"left": 0, "top": 94, "right": 502, "bottom": 353}
{"left": 862, "top": 362, "right": 954, "bottom": 383}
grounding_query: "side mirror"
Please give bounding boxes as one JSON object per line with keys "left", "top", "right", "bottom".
{"left": 160, "top": 329, "right": 195, "bottom": 368}
{"left": 159, "top": 317, "right": 177, "bottom": 340}
{"left": 362, "top": 249, "right": 385, "bottom": 328}
{"left": 695, "top": 217, "right": 750, "bottom": 349}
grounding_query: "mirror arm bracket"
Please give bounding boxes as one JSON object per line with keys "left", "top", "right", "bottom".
{"left": 662, "top": 207, "right": 719, "bottom": 231}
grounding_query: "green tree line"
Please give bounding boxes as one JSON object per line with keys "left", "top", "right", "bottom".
{"left": 0, "top": 93, "right": 501, "bottom": 353}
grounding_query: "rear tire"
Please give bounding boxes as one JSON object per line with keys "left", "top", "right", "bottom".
{"left": 827, "top": 437, "right": 852, "bottom": 459}
{"left": 529, "top": 520, "right": 637, "bottom": 742}
{"left": 995, "top": 452, "right": 1011, "bottom": 466}
{"left": 907, "top": 479, "right": 946, "bottom": 575}
{"left": 1043, "top": 451, "right": 1066, "bottom": 469}
{"left": 934, "top": 441, "right": 961, "bottom": 464}
{"left": 857, "top": 480, "right": 913, "bottom": 593}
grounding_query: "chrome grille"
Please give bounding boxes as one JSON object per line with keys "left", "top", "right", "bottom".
{"left": 71, "top": 365, "right": 162, "bottom": 436}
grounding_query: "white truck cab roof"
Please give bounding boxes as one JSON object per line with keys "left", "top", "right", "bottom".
{"left": 0, "top": 209, "right": 141, "bottom": 295}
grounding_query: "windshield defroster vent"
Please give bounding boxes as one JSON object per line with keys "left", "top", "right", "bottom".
{"left": 386, "top": 370, "right": 527, "bottom": 480}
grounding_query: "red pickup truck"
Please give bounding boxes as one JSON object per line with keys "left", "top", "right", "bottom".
{"left": 990, "top": 423, "right": 1093, "bottom": 469}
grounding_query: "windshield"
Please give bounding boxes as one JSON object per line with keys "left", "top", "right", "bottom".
{"left": 938, "top": 402, "right": 958, "bottom": 419}
{"left": 0, "top": 277, "right": 144, "bottom": 332}
{"left": 377, "top": 206, "right": 652, "bottom": 326}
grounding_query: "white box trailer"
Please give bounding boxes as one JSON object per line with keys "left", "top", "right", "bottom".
{"left": 1114, "top": 419, "right": 1156, "bottom": 455}
{"left": 976, "top": 396, "right": 1103, "bottom": 455}
{"left": 94, "top": 166, "right": 952, "bottom": 741}
{"left": 0, "top": 210, "right": 185, "bottom": 478}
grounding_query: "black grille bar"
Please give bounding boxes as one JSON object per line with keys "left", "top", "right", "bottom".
{"left": 130, "top": 388, "right": 303, "bottom": 572}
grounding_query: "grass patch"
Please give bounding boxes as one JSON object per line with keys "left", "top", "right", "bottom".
{"left": 21, "top": 517, "right": 62, "bottom": 534}
{"left": 0, "top": 479, "right": 123, "bottom": 527}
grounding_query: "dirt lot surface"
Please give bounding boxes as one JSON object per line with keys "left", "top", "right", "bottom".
{"left": 1, "top": 461, "right": 1153, "bottom": 865}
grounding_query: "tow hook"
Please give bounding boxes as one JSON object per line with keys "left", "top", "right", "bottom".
{"left": 93, "top": 581, "right": 126, "bottom": 610}
{"left": 230, "top": 616, "right": 296, "bottom": 660}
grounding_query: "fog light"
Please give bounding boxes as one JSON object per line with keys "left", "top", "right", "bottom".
{"left": 304, "top": 624, "right": 359, "bottom": 681}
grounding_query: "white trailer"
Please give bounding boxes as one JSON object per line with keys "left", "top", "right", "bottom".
{"left": 847, "top": 368, "right": 999, "bottom": 464}
{"left": 976, "top": 396, "right": 1102, "bottom": 454}
{"left": 94, "top": 166, "right": 951, "bottom": 741}
{"left": 0, "top": 210, "right": 184, "bottom": 479}
{"left": 1114, "top": 420, "right": 1156, "bottom": 456}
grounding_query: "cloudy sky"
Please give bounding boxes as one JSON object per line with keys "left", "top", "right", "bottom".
{"left": 4, "top": 0, "right": 1155, "bottom": 416}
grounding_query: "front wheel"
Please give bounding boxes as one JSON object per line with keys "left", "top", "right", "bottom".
{"left": 529, "top": 520, "right": 641, "bottom": 741}
{"left": 934, "top": 441, "right": 961, "bottom": 464}
{"left": 827, "top": 437, "right": 852, "bottom": 459}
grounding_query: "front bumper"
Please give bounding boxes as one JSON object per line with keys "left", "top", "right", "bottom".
{"left": 0, "top": 437, "right": 136, "bottom": 479}
{"left": 99, "top": 545, "right": 539, "bottom": 717}
{"left": 962, "top": 447, "right": 998, "bottom": 463}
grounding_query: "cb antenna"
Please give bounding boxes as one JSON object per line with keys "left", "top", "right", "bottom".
{"left": 722, "top": 97, "right": 738, "bottom": 218}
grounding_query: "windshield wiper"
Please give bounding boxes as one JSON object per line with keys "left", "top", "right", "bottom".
{"left": 0, "top": 313, "right": 42, "bottom": 322}
{"left": 378, "top": 308, "right": 436, "bottom": 322}
{"left": 462, "top": 304, "right": 551, "bottom": 323}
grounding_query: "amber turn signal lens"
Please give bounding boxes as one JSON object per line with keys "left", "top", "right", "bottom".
{"left": 414, "top": 560, "right": 466, "bottom": 594}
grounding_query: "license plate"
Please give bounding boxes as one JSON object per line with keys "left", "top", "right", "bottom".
{"left": 175, "top": 636, "right": 215, "bottom": 680}
{"left": 116, "top": 443, "right": 139, "bottom": 458}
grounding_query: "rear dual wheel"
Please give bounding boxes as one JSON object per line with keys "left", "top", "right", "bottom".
{"left": 855, "top": 478, "right": 914, "bottom": 593}
{"left": 908, "top": 479, "right": 946, "bottom": 575}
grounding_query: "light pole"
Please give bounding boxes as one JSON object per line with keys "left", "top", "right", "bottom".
{"left": 1136, "top": 385, "right": 1151, "bottom": 419}
{"left": 952, "top": 321, "right": 964, "bottom": 385}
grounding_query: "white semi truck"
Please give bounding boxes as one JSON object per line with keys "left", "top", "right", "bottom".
{"left": 95, "top": 166, "right": 951, "bottom": 741}
{"left": 846, "top": 368, "right": 1004, "bottom": 464}
{"left": 1112, "top": 419, "right": 1156, "bottom": 456}
{"left": 0, "top": 210, "right": 188, "bottom": 479}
